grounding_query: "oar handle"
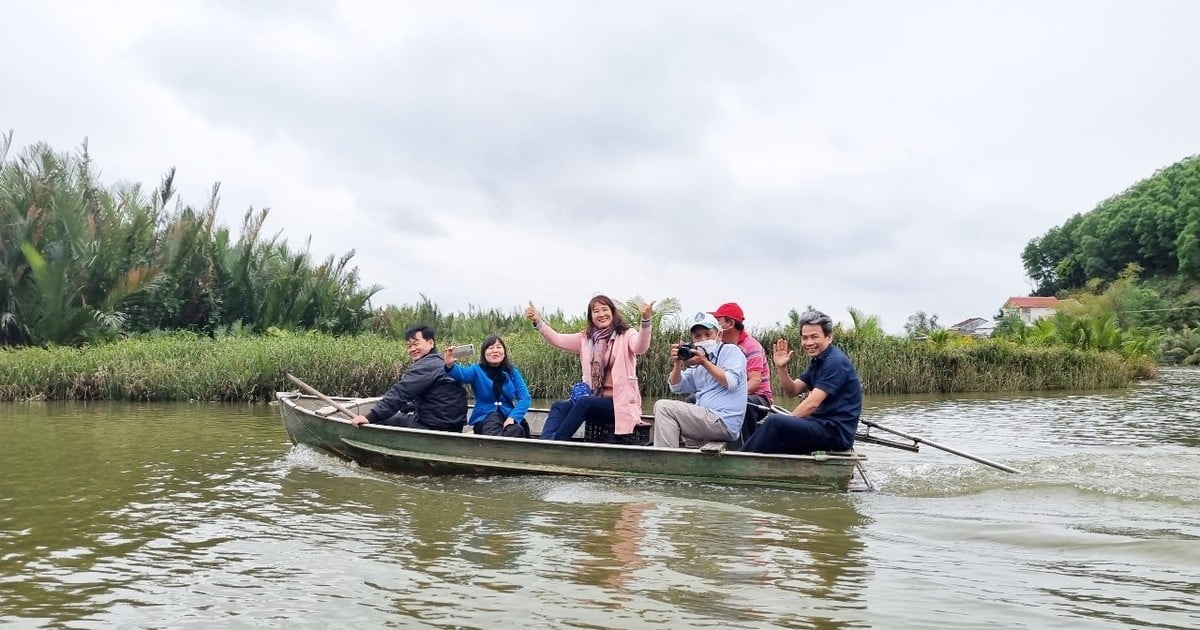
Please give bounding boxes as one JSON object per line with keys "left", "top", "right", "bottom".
{"left": 285, "top": 372, "right": 358, "bottom": 420}
{"left": 747, "top": 402, "right": 793, "bottom": 415}
{"left": 861, "top": 420, "right": 1021, "bottom": 474}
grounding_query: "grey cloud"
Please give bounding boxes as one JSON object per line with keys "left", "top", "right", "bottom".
{"left": 10, "top": 1, "right": 1200, "bottom": 329}
{"left": 134, "top": 4, "right": 788, "bottom": 207}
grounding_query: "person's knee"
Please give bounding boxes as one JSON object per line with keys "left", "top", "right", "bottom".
{"left": 576, "top": 397, "right": 604, "bottom": 414}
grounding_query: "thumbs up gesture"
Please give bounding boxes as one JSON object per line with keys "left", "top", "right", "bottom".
{"left": 524, "top": 301, "right": 541, "bottom": 324}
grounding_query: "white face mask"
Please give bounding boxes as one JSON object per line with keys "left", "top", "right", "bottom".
{"left": 695, "top": 339, "right": 720, "bottom": 355}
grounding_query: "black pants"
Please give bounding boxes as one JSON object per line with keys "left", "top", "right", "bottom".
{"left": 376, "top": 411, "right": 462, "bottom": 433}
{"left": 473, "top": 411, "right": 529, "bottom": 438}
{"left": 741, "top": 413, "right": 844, "bottom": 454}
{"left": 742, "top": 394, "right": 771, "bottom": 442}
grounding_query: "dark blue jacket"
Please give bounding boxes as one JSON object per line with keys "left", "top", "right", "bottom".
{"left": 366, "top": 349, "right": 468, "bottom": 430}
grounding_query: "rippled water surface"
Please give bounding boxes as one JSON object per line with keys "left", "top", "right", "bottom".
{"left": 2, "top": 369, "right": 1198, "bottom": 628}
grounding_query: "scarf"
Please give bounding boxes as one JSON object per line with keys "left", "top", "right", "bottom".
{"left": 483, "top": 364, "right": 509, "bottom": 408}
{"left": 589, "top": 327, "right": 615, "bottom": 394}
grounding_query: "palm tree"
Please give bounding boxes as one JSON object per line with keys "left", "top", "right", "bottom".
{"left": 846, "top": 307, "right": 885, "bottom": 339}
{"left": 2, "top": 135, "right": 380, "bottom": 344}
{"left": 621, "top": 295, "right": 680, "bottom": 331}
{"left": 2, "top": 139, "right": 159, "bottom": 345}
{"left": 1162, "top": 326, "right": 1200, "bottom": 364}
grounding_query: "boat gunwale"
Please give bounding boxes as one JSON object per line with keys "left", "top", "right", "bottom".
{"left": 275, "top": 391, "right": 865, "bottom": 464}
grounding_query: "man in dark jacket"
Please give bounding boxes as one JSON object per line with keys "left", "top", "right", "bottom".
{"left": 350, "top": 325, "right": 468, "bottom": 431}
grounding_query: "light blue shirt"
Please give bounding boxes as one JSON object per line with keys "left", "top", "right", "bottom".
{"left": 669, "top": 343, "right": 748, "bottom": 439}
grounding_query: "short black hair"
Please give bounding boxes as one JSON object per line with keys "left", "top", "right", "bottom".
{"left": 797, "top": 311, "right": 834, "bottom": 336}
{"left": 404, "top": 324, "right": 436, "bottom": 342}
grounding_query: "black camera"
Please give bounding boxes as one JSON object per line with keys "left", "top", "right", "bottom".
{"left": 677, "top": 343, "right": 697, "bottom": 360}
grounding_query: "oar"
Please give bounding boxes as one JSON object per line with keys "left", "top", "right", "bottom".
{"left": 750, "top": 402, "right": 1018, "bottom": 472}
{"left": 284, "top": 372, "right": 357, "bottom": 420}
{"left": 859, "top": 419, "right": 1021, "bottom": 474}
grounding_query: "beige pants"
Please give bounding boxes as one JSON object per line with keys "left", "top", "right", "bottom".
{"left": 652, "top": 399, "right": 733, "bottom": 448}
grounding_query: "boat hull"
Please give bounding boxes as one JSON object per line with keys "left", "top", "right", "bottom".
{"left": 276, "top": 392, "right": 868, "bottom": 491}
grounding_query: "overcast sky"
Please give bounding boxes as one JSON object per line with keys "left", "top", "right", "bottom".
{"left": 4, "top": 1, "right": 1199, "bottom": 333}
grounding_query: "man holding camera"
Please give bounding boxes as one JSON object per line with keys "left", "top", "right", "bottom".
{"left": 652, "top": 312, "right": 748, "bottom": 448}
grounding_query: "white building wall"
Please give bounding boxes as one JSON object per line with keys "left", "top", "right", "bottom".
{"left": 1019, "top": 307, "right": 1056, "bottom": 325}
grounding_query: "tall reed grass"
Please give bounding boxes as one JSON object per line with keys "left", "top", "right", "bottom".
{"left": 0, "top": 327, "right": 1150, "bottom": 402}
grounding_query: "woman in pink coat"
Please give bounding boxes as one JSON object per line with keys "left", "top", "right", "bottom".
{"left": 525, "top": 295, "right": 655, "bottom": 443}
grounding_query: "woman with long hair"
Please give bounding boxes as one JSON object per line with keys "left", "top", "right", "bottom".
{"left": 524, "top": 295, "right": 655, "bottom": 443}
{"left": 444, "top": 335, "right": 532, "bottom": 438}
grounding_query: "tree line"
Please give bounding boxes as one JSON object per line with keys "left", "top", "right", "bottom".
{"left": 0, "top": 133, "right": 380, "bottom": 346}
{"left": 1021, "top": 153, "right": 1200, "bottom": 329}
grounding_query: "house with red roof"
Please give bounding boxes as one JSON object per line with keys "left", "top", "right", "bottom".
{"left": 1001, "top": 296, "right": 1069, "bottom": 325}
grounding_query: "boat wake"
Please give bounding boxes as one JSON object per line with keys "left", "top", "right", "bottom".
{"left": 864, "top": 446, "right": 1198, "bottom": 505}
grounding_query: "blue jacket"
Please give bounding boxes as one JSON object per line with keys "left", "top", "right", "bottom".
{"left": 446, "top": 363, "right": 532, "bottom": 425}
{"left": 669, "top": 342, "right": 748, "bottom": 440}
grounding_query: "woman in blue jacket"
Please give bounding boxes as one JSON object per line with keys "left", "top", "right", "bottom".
{"left": 443, "top": 335, "right": 532, "bottom": 438}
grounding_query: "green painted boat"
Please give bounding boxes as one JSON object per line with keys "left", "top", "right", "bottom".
{"left": 275, "top": 392, "right": 872, "bottom": 492}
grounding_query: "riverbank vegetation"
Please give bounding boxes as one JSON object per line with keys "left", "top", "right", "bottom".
{"left": 0, "top": 134, "right": 1163, "bottom": 401}
{"left": 0, "top": 316, "right": 1154, "bottom": 402}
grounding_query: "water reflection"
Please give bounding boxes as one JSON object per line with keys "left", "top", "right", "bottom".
{"left": 257, "top": 468, "right": 874, "bottom": 627}
{"left": 493, "top": 481, "right": 873, "bottom": 627}
{"left": 0, "top": 401, "right": 286, "bottom": 626}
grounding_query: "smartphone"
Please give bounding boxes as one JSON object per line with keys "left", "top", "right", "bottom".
{"left": 452, "top": 344, "right": 475, "bottom": 359}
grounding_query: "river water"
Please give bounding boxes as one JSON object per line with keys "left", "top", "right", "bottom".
{"left": 1, "top": 368, "right": 1197, "bottom": 629}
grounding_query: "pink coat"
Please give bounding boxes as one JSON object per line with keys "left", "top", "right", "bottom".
{"left": 536, "top": 321, "right": 652, "bottom": 434}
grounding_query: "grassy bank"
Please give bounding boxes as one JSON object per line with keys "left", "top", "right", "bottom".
{"left": 0, "top": 328, "right": 1154, "bottom": 402}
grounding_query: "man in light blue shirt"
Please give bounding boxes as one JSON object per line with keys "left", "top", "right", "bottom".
{"left": 652, "top": 312, "right": 748, "bottom": 447}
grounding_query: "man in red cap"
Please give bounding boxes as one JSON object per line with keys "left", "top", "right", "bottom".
{"left": 709, "top": 302, "right": 774, "bottom": 441}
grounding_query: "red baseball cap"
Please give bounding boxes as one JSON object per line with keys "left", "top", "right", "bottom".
{"left": 709, "top": 302, "right": 744, "bottom": 322}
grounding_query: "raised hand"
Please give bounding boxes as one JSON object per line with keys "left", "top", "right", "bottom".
{"left": 773, "top": 338, "right": 794, "bottom": 368}
{"left": 524, "top": 300, "right": 541, "bottom": 323}
{"left": 640, "top": 300, "right": 656, "bottom": 320}
{"left": 443, "top": 347, "right": 457, "bottom": 367}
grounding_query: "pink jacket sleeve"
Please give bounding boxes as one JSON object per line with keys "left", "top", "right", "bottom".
{"left": 536, "top": 322, "right": 584, "bottom": 354}
{"left": 623, "top": 322, "right": 653, "bottom": 355}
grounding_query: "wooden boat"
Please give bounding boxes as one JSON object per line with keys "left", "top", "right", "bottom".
{"left": 275, "top": 392, "right": 872, "bottom": 491}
